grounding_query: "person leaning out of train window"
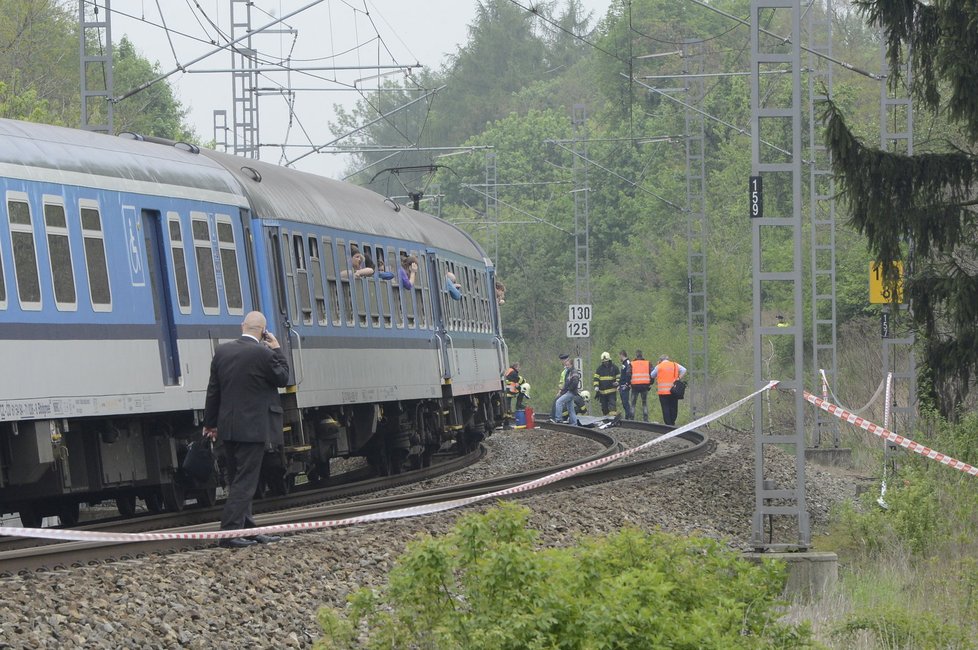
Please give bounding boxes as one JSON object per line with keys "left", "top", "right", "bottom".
{"left": 495, "top": 280, "right": 506, "bottom": 305}
{"left": 341, "top": 249, "right": 373, "bottom": 280}
{"left": 445, "top": 271, "right": 462, "bottom": 300}
{"left": 399, "top": 255, "right": 419, "bottom": 289}
{"left": 376, "top": 252, "right": 395, "bottom": 281}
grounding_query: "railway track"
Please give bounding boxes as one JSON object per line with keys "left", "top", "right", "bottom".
{"left": 0, "top": 421, "right": 710, "bottom": 576}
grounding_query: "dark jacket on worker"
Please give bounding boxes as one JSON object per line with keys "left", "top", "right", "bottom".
{"left": 619, "top": 358, "right": 632, "bottom": 388}
{"left": 203, "top": 336, "right": 291, "bottom": 447}
{"left": 558, "top": 367, "right": 581, "bottom": 396}
{"left": 593, "top": 360, "right": 619, "bottom": 395}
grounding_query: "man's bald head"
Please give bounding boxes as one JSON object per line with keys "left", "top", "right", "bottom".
{"left": 242, "top": 311, "right": 267, "bottom": 337}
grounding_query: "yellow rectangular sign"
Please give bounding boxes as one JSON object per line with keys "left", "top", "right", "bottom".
{"left": 869, "top": 261, "right": 904, "bottom": 304}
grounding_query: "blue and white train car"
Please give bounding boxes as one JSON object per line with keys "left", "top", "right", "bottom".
{"left": 0, "top": 119, "right": 507, "bottom": 526}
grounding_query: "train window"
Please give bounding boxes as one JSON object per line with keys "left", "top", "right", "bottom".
{"left": 337, "top": 241, "right": 354, "bottom": 326}
{"left": 464, "top": 266, "right": 475, "bottom": 332}
{"left": 43, "top": 200, "right": 76, "bottom": 310}
{"left": 322, "top": 237, "right": 341, "bottom": 326}
{"left": 6, "top": 195, "right": 41, "bottom": 310}
{"left": 291, "top": 233, "right": 312, "bottom": 325}
{"left": 376, "top": 246, "right": 392, "bottom": 327}
{"left": 416, "top": 253, "right": 428, "bottom": 329}
{"left": 308, "top": 237, "right": 327, "bottom": 325}
{"left": 389, "top": 246, "right": 403, "bottom": 328}
{"left": 165, "top": 212, "right": 191, "bottom": 314}
{"left": 402, "top": 250, "right": 416, "bottom": 329}
{"left": 216, "top": 216, "right": 243, "bottom": 315}
{"left": 191, "top": 213, "right": 219, "bottom": 314}
{"left": 477, "top": 270, "right": 489, "bottom": 332}
{"left": 363, "top": 242, "right": 380, "bottom": 328}
{"left": 81, "top": 203, "right": 111, "bottom": 311}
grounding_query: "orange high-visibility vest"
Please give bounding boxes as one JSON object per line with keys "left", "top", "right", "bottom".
{"left": 631, "top": 359, "right": 651, "bottom": 385}
{"left": 656, "top": 361, "right": 680, "bottom": 395}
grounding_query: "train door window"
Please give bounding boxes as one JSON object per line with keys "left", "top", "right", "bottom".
{"left": 191, "top": 213, "right": 219, "bottom": 315}
{"left": 322, "top": 237, "right": 341, "bottom": 326}
{"left": 402, "top": 249, "right": 416, "bottom": 329}
{"left": 215, "top": 215, "right": 243, "bottom": 315}
{"left": 279, "top": 231, "right": 298, "bottom": 322}
{"left": 308, "top": 236, "right": 327, "bottom": 325}
{"left": 353, "top": 242, "right": 368, "bottom": 328}
{"left": 389, "top": 246, "right": 403, "bottom": 328}
{"left": 6, "top": 193, "right": 41, "bottom": 310}
{"left": 376, "top": 246, "right": 392, "bottom": 327}
{"left": 165, "top": 212, "right": 191, "bottom": 314}
{"left": 292, "top": 233, "right": 312, "bottom": 325}
{"left": 464, "top": 267, "right": 476, "bottom": 331}
{"left": 79, "top": 203, "right": 112, "bottom": 311}
{"left": 338, "top": 241, "right": 354, "bottom": 326}
{"left": 477, "top": 270, "right": 489, "bottom": 332}
{"left": 0, "top": 225, "right": 5, "bottom": 308}
{"left": 43, "top": 198, "right": 76, "bottom": 310}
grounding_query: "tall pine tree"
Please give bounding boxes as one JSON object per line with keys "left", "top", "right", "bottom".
{"left": 823, "top": 0, "right": 978, "bottom": 419}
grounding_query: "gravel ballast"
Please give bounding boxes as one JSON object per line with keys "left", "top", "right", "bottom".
{"left": 0, "top": 425, "right": 863, "bottom": 649}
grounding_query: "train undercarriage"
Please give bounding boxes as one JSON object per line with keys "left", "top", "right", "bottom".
{"left": 0, "top": 390, "right": 503, "bottom": 527}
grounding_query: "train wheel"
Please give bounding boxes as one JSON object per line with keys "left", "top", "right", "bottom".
{"left": 161, "top": 482, "right": 186, "bottom": 512}
{"left": 58, "top": 502, "right": 80, "bottom": 527}
{"left": 115, "top": 495, "right": 137, "bottom": 518}
{"left": 18, "top": 506, "right": 42, "bottom": 528}
{"left": 143, "top": 492, "right": 164, "bottom": 514}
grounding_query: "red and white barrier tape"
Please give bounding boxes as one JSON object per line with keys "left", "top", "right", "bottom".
{"left": 803, "top": 390, "right": 978, "bottom": 478}
{"left": 1, "top": 382, "right": 779, "bottom": 543}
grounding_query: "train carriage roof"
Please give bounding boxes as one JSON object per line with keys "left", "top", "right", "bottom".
{"left": 193, "top": 146, "right": 486, "bottom": 260}
{"left": 0, "top": 118, "right": 244, "bottom": 202}
{"left": 0, "top": 119, "right": 488, "bottom": 262}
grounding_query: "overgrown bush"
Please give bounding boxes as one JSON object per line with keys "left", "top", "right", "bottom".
{"left": 833, "top": 606, "right": 974, "bottom": 649}
{"left": 315, "top": 502, "right": 815, "bottom": 649}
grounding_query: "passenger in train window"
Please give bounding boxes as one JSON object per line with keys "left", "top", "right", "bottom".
{"left": 495, "top": 280, "right": 506, "bottom": 305}
{"left": 445, "top": 270, "right": 462, "bottom": 300}
{"left": 399, "top": 254, "right": 418, "bottom": 289}
{"left": 375, "top": 248, "right": 395, "bottom": 280}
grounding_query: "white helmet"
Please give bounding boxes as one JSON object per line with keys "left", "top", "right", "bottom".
{"left": 579, "top": 389, "right": 590, "bottom": 402}
{"left": 520, "top": 382, "right": 531, "bottom": 398}
{"left": 600, "top": 351, "right": 611, "bottom": 361}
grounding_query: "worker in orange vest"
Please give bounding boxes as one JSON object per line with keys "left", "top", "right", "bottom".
{"left": 651, "top": 355, "right": 687, "bottom": 426}
{"left": 630, "top": 350, "right": 652, "bottom": 422}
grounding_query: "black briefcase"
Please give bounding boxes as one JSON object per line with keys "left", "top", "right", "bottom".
{"left": 182, "top": 439, "right": 215, "bottom": 482}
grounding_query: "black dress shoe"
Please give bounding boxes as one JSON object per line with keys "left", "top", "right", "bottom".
{"left": 219, "top": 537, "right": 258, "bottom": 549}
{"left": 249, "top": 534, "right": 280, "bottom": 544}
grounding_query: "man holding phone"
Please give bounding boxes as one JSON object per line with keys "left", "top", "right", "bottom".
{"left": 203, "top": 311, "right": 290, "bottom": 548}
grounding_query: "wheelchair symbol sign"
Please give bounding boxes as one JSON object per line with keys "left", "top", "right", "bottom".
{"left": 123, "top": 206, "right": 146, "bottom": 287}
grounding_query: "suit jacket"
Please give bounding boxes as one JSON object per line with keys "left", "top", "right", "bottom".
{"left": 203, "top": 336, "right": 290, "bottom": 446}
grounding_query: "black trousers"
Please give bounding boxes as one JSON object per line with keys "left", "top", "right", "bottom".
{"left": 220, "top": 440, "right": 265, "bottom": 531}
{"left": 631, "top": 385, "right": 651, "bottom": 421}
{"left": 659, "top": 393, "right": 680, "bottom": 426}
{"left": 598, "top": 391, "right": 617, "bottom": 415}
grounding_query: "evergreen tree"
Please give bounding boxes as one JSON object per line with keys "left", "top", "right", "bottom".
{"left": 822, "top": 0, "right": 978, "bottom": 418}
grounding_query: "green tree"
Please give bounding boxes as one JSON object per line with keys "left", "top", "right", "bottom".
{"left": 112, "top": 37, "right": 196, "bottom": 141}
{"left": 822, "top": 1, "right": 978, "bottom": 418}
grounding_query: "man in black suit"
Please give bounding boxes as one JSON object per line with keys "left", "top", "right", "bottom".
{"left": 203, "top": 311, "right": 291, "bottom": 548}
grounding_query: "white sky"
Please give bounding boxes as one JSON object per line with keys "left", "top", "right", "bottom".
{"left": 110, "top": 0, "right": 612, "bottom": 179}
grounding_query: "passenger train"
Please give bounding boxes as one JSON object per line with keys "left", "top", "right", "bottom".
{"left": 0, "top": 118, "right": 507, "bottom": 527}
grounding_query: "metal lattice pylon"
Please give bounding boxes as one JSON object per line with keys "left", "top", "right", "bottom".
{"left": 879, "top": 40, "right": 916, "bottom": 441}
{"left": 230, "top": 0, "right": 260, "bottom": 158}
{"left": 572, "top": 105, "right": 591, "bottom": 365}
{"left": 683, "top": 40, "right": 709, "bottom": 420}
{"left": 807, "top": 0, "right": 841, "bottom": 448}
{"left": 750, "top": 0, "right": 810, "bottom": 551}
{"left": 79, "top": 0, "right": 113, "bottom": 133}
